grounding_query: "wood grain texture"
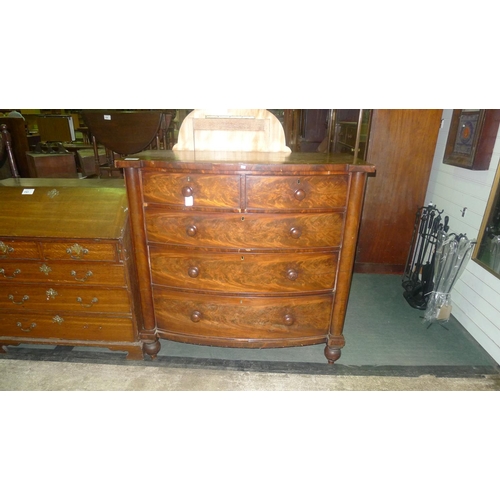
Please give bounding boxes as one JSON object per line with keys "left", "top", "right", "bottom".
{"left": 355, "top": 109, "right": 442, "bottom": 272}
{"left": 246, "top": 175, "right": 348, "bottom": 210}
{"left": 3, "top": 313, "right": 135, "bottom": 342}
{"left": 149, "top": 247, "right": 338, "bottom": 293}
{"left": 145, "top": 211, "right": 344, "bottom": 249}
{"left": 153, "top": 289, "right": 333, "bottom": 340}
{"left": 142, "top": 171, "right": 240, "bottom": 208}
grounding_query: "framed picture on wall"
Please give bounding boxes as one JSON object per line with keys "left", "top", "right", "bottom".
{"left": 443, "top": 109, "right": 500, "bottom": 170}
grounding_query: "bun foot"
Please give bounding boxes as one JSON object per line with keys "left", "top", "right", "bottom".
{"left": 324, "top": 345, "right": 341, "bottom": 364}
{"left": 143, "top": 340, "right": 161, "bottom": 359}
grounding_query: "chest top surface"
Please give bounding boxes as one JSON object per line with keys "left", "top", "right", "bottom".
{"left": 117, "top": 151, "right": 375, "bottom": 174}
{"left": 0, "top": 179, "right": 128, "bottom": 239}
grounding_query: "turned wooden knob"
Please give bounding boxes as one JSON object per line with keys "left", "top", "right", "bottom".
{"left": 182, "top": 186, "right": 194, "bottom": 197}
{"left": 188, "top": 266, "right": 199, "bottom": 278}
{"left": 190, "top": 310, "right": 202, "bottom": 322}
{"left": 283, "top": 314, "right": 295, "bottom": 326}
{"left": 186, "top": 225, "right": 197, "bottom": 237}
{"left": 294, "top": 189, "right": 306, "bottom": 201}
{"left": 286, "top": 269, "right": 298, "bottom": 281}
{"left": 289, "top": 227, "right": 302, "bottom": 239}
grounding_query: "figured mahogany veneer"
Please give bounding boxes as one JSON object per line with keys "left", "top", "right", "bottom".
{"left": 0, "top": 179, "right": 143, "bottom": 359}
{"left": 117, "top": 151, "right": 375, "bottom": 363}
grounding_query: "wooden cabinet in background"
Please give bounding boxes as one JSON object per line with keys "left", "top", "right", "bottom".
{"left": 26, "top": 152, "right": 78, "bottom": 178}
{"left": 354, "top": 109, "right": 443, "bottom": 273}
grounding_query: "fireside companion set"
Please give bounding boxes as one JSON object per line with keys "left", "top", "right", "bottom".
{"left": 0, "top": 109, "right": 375, "bottom": 364}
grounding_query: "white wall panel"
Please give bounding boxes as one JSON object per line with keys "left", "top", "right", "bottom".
{"left": 424, "top": 109, "right": 500, "bottom": 363}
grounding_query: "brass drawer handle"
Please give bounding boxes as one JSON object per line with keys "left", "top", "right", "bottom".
{"left": 16, "top": 321, "right": 36, "bottom": 332}
{"left": 0, "top": 241, "right": 14, "bottom": 258}
{"left": 294, "top": 189, "right": 306, "bottom": 201}
{"left": 283, "top": 314, "right": 295, "bottom": 326}
{"left": 190, "top": 310, "right": 202, "bottom": 322}
{"left": 289, "top": 227, "right": 302, "bottom": 239}
{"left": 8, "top": 294, "right": 29, "bottom": 305}
{"left": 66, "top": 243, "right": 89, "bottom": 259}
{"left": 0, "top": 268, "right": 21, "bottom": 279}
{"left": 70, "top": 270, "right": 93, "bottom": 282}
{"left": 188, "top": 266, "right": 199, "bottom": 278}
{"left": 76, "top": 297, "right": 99, "bottom": 308}
{"left": 186, "top": 225, "right": 198, "bottom": 237}
{"left": 286, "top": 269, "right": 298, "bottom": 281}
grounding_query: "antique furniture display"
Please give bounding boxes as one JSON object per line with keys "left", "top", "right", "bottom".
{"left": 82, "top": 111, "right": 172, "bottom": 178}
{"left": 0, "top": 178, "right": 143, "bottom": 359}
{"left": 118, "top": 149, "right": 374, "bottom": 363}
{"left": 37, "top": 115, "right": 76, "bottom": 142}
{"left": 26, "top": 151, "right": 79, "bottom": 178}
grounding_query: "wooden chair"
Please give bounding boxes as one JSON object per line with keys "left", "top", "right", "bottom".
{"left": 0, "top": 124, "right": 20, "bottom": 178}
{"left": 0, "top": 117, "right": 31, "bottom": 177}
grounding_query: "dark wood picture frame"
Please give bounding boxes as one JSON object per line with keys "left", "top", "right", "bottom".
{"left": 443, "top": 109, "right": 500, "bottom": 170}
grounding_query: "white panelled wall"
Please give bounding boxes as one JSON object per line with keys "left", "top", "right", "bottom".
{"left": 424, "top": 109, "right": 500, "bottom": 363}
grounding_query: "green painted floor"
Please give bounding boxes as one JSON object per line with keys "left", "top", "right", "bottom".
{"left": 158, "top": 273, "right": 497, "bottom": 367}
{"left": 8, "top": 273, "right": 498, "bottom": 370}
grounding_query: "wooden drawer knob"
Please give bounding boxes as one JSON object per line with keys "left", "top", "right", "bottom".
{"left": 289, "top": 227, "right": 302, "bottom": 239}
{"left": 188, "top": 266, "right": 199, "bottom": 278}
{"left": 286, "top": 269, "right": 298, "bottom": 281}
{"left": 283, "top": 314, "right": 295, "bottom": 326}
{"left": 182, "top": 186, "right": 194, "bottom": 197}
{"left": 294, "top": 189, "right": 306, "bottom": 201}
{"left": 190, "top": 310, "right": 202, "bottom": 322}
{"left": 186, "top": 225, "right": 197, "bottom": 237}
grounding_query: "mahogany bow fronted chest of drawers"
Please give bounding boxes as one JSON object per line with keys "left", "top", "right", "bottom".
{"left": 118, "top": 151, "right": 375, "bottom": 363}
{"left": 0, "top": 179, "right": 144, "bottom": 359}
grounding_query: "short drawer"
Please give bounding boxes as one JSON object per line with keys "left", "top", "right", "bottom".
{"left": 42, "top": 241, "right": 119, "bottom": 262}
{"left": 0, "top": 240, "right": 40, "bottom": 260}
{"left": 245, "top": 175, "right": 348, "bottom": 210}
{"left": 149, "top": 247, "right": 338, "bottom": 293}
{"left": 142, "top": 172, "right": 241, "bottom": 208}
{"left": 2, "top": 312, "right": 136, "bottom": 342}
{"left": 1, "top": 284, "right": 131, "bottom": 314}
{"left": 153, "top": 289, "right": 333, "bottom": 340}
{"left": 146, "top": 210, "right": 344, "bottom": 249}
{"left": 0, "top": 261, "right": 127, "bottom": 286}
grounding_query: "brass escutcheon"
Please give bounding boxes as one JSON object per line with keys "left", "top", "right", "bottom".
{"left": 0, "top": 241, "right": 14, "bottom": 258}
{"left": 40, "top": 264, "right": 52, "bottom": 275}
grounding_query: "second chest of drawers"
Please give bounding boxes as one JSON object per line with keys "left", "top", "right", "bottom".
{"left": 0, "top": 179, "right": 144, "bottom": 359}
